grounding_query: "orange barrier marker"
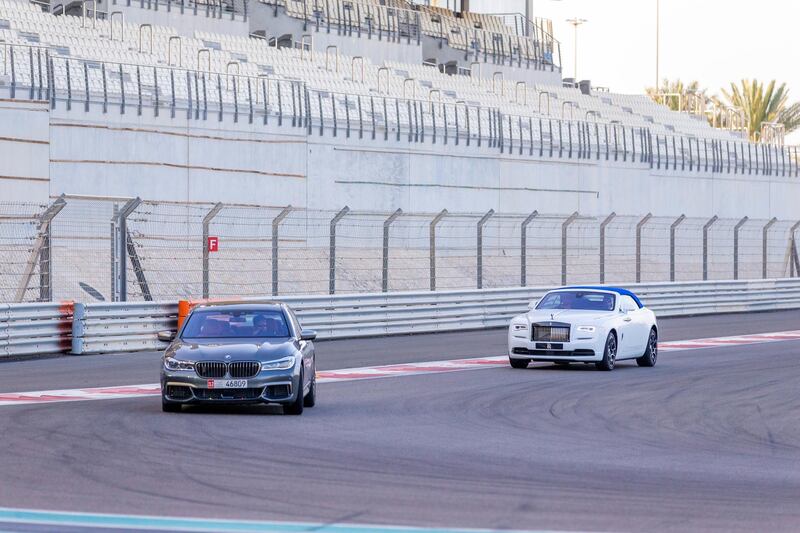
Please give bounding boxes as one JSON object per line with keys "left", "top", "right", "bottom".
{"left": 58, "top": 300, "right": 75, "bottom": 352}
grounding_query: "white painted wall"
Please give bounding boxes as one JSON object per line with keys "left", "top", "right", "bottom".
{"left": 1, "top": 88, "right": 798, "bottom": 222}
{"left": 0, "top": 98, "right": 50, "bottom": 203}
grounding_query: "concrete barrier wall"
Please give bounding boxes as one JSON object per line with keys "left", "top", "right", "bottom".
{"left": 0, "top": 98, "right": 50, "bottom": 203}
{"left": 38, "top": 106, "right": 800, "bottom": 219}
{"left": 1, "top": 89, "right": 799, "bottom": 220}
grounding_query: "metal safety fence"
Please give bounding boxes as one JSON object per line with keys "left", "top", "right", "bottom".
{"left": 2, "top": 196, "right": 800, "bottom": 304}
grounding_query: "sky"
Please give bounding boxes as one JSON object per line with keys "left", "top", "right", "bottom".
{"left": 464, "top": 0, "right": 800, "bottom": 143}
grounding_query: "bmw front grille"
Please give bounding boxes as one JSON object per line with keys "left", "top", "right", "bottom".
{"left": 195, "top": 361, "right": 260, "bottom": 379}
{"left": 195, "top": 361, "right": 227, "bottom": 378}
{"left": 229, "top": 361, "right": 261, "bottom": 378}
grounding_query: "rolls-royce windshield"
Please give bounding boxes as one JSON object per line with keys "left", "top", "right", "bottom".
{"left": 536, "top": 291, "right": 615, "bottom": 311}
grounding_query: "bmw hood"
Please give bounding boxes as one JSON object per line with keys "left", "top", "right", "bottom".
{"left": 166, "top": 340, "right": 298, "bottom": 362}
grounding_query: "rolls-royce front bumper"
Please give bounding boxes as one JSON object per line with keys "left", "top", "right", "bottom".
{"left": 508, "top": 335, "right": 603, "bottom": 362}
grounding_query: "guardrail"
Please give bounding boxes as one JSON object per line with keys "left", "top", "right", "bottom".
{"left": 71, "top": 302, "right": 178, "bottom": 355}
{"left": 2, "top": 278, "right": 800, "bottom": 357}
{"left": 0, "top": 301, "right": 74, "bottom": 357}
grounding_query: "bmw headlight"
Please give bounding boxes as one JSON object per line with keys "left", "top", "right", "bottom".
{"left": 164, "top": 357, "right": 195, "bottom": 372}
{"left": 261, "top": 356, "right": 296, "bottom": 371}
{"left": 576, "top": 326, "right": 596, "bottom": 333}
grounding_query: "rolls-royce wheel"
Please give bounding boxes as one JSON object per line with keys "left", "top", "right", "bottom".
{"left": 595, "top": 332, "right": 617, "bottom": 371}
{"left": 284, "top": 369, "right": 305, "bottom": 415}
{"left": 509, "top": 357, "right": 529, "bottom": 369}
{"left": 636, "top": 328, "right": 658, "bottom": 367}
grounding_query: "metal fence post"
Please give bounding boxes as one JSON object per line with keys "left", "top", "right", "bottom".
{"left": 202, "top": 202, "right": 224, "bottom": 299}
{"left": 477, "top": 209, "right": 495, "bottom": 289}
{"left": 599, "top": 212, "right": 616, "bottom": 284}
{"left": 429, "top": 209, "right": 448, "bottom": 291}
{"left": 788, "top": 220, "right": 800, "bottom": 277}
{"left": 13, "top": 195, "right": 67, "bottom": 302}
{"left": 113, "top": 197, "right": 142, "bottom": 302}
{"left": 329, "top": 206, "right": 350, "bottom": 294}
{"left": 733, "top": 216, "right": 748, "bottom": 280}
{"left": 520, "top": 210, "right": 538, "bottom": 286}
{"left": 110, "top": 204, "right": 118, "bottom": 302}
{"left": 762, "top": 217, "right": 778, "bottom": 279}
{"left": 382, "top": 208, "right": 403, "bottom": 292}
{"left": 271, "top": 205, "right": 292, "bottom": 296}
{"left": 702, "top": 215, "right": 718, "bottom": 280}
{"left": 126, "top": 225, "right": 152, "bottom": 301}
{"left": 561, "top": 212, "right": 579, "bottom": 285}
{"left": 636, "top": 213, "right": 653, "bottom": 283}
{"left": 669, "top": 214, "right": 686, "bottom": 282}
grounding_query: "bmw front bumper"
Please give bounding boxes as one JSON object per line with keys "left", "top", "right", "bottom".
{"left": 160, "top": 367, "right": 301, "bottom": 405}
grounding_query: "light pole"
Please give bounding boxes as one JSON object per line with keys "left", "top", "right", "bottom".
{"left": 655, "top": 0, "right": 660, "bottom": 90}
{"left": 525, "top": 0, "right": 562, "bottom": 36}
{"left": 565, "top": 17, "right": 587, "bottom": 81}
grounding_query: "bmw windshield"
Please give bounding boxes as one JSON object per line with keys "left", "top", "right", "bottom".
{"left": 181, "top": 309, "right": 291, "bottom": 339}
{"left": 536, "top": 291, "right": 615, "bottom": 311}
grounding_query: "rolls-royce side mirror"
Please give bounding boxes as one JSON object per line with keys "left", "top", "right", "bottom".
{"left": 157, "top": 331, "right": 176, "bottom": 342}
{"left": 300, "top": 330, "right": 317, "bottom": 341}
{"left": 527, "top": 301, "right": 537, "bottom": 310}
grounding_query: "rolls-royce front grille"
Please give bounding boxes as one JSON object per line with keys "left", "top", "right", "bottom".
{"left": 532, "top": 325, "right": 570, "bottom": 342}
{"left": 229, "top": 361, "right": 261, "bottom": 379}
{"left": 195, "top": 361, "right": 227, "bottom": 378}
{"left": 195, "top": 361, "right": 261, "bottom": 379}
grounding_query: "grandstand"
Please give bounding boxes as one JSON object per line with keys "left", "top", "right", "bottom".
{"left": 0, "top": 0, "right": 752, "bottom": 144}
{"left": 0, "top": 0, "right": 799, "bottom": 302}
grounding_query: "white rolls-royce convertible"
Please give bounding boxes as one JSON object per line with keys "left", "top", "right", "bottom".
{"left": 508, "top": 287, "right": 658, "bottom": 371}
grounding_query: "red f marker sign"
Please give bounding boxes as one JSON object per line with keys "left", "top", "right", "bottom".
{"left": 207, "top": 236, "right": 219, "bottom": 253}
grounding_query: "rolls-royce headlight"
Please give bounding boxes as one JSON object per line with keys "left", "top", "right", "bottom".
{"left": 576, "top": 326, "right": 596, "bottom": 333}
{"left": 261, "top": 356, "right": 296, "bottom": 371}
{"left": 164, "top": 357, "right": 195, "bottom": 371}
{"left": 512, "top": 323, "right": 528, "bottom": 331}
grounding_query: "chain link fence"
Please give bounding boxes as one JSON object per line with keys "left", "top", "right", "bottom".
{"left": 1, "top": 196, "right": 799, "bottom": 303}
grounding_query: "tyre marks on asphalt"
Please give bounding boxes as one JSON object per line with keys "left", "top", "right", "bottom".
{"left": 0, "top": 506, "right": 581, "bottom": 533}
{"left": 1, "top": 330, "right": 799, "bottom": 407}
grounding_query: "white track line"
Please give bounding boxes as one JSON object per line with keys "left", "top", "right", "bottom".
{"left": 1, "top": 330, "right": 799, "bottom": 407}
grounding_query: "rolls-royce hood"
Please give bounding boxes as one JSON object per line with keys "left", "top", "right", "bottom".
{"left": 166, "top": 339, "right": 297, "bottom": 361}
{"left": 525, "top": 309, "right": 615, "bottom": 324}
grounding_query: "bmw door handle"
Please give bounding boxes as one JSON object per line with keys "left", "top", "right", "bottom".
{"left": 623, "top": 317, "right": 632, "bottom": 322}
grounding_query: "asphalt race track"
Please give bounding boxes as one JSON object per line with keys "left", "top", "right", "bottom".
{"left": 1, "top": 310, "right": 799, "bottom": 532}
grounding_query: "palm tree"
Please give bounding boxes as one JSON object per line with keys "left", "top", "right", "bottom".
{"left": 645, "top": 79, "right": 704, "bottom": 112}
{"left": 721, "top": 79, "right": 800, "bottom": 141}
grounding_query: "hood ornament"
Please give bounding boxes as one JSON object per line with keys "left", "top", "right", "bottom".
{"left": 550, "top": 313, "right": 554, "bottom": 320}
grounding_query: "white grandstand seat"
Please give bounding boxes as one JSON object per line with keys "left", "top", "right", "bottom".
{"left": 0, "top": 0, "right": 753, "bottom": 152}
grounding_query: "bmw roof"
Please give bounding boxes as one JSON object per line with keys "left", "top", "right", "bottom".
{"left": 553, "top": 286, "right": 644, "bottom": 308}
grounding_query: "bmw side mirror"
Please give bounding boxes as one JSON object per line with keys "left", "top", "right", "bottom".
{"left": 300, "top": 330, "right": 317, "bottom": 341}
{"left": 157, "top": 331, "right": 176, "bottom": 342}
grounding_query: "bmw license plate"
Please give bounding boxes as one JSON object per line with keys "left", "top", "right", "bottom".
{"left": 206, "top": 379, "right": 247, "bottom": 389}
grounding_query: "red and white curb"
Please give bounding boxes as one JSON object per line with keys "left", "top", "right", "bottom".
{"left": 1, "top": 330, "right": 799, "bottom": 407}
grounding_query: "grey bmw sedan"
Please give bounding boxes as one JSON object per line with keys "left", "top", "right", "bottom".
{"left": 159, "top": 303, "right": 317, "bottom": 415}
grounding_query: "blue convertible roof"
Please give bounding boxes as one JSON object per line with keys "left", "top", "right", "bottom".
{"left": 556, "top": 286, "right": 644, "bottom": 308}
